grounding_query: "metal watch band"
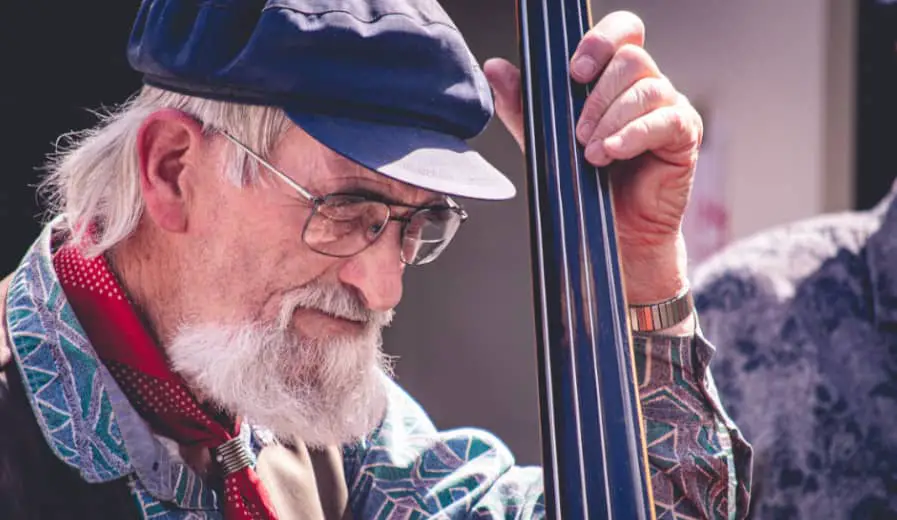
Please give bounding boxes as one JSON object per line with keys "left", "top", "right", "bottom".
{"left": 628, "top": 288, "right": 694, "bottom": 332}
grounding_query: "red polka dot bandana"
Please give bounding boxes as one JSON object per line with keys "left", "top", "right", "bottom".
{"left": 53, "top": 243, "right": 278, "bottom": 519}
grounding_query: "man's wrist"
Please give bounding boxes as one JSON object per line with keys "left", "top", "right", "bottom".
{"left": 620, "top": 234, "right": 689, "bottom": 305}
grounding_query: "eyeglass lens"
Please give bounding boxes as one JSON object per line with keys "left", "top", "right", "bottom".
{"left": 301, "top": 194, "right": 463, "bottom": 265}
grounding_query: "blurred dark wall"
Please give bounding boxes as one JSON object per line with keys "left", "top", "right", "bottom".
{"left": 856, "top": 0, "right": 897, "bottom": 209}
{"left": 1, "top": 3, "right": 141, "bottom": 273}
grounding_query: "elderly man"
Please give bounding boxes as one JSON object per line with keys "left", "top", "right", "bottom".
{"left": 695, "top": 186, "right": 897, "bottom": 520}
{"left": 0, "top": 1, "right": 750, "bottom": 519}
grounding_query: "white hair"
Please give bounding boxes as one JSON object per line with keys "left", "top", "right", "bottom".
{"left": 39, "top": 85, "right": 293, "bottom": 256}
{"left": 168, "top": 279, "right": 396, "bottom": 446}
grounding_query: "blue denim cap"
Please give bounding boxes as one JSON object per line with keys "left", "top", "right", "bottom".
{"left": 127, "top": 0, "right": 515, "bottom": 200}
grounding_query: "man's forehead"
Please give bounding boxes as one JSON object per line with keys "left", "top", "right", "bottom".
{"left": 288, "top": 126, "right": 445, "bottom": 205}
{"left": 329, "top": 157, "right": 443, "bottom": 205}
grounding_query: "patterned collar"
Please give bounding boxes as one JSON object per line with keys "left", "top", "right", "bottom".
{"left": 865, "top": 191, "right": 897, "bottom": 325}
{"left": 3, "top": 219, "right": 263, "bottom": 512}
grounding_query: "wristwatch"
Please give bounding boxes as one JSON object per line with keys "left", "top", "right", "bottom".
{"left": 628, "top": 288, "right": 694, "bottom": 332}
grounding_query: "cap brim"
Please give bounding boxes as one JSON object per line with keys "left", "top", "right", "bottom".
{"left": 285, "top": 110, "right": 516, "bottom": 201}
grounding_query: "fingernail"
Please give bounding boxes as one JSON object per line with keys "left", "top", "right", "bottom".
{"left": 577, "top": 121, "right": 594, "bottom": 142}
{"left": 572, "top": 57, "right": 598, "bottom": 80}
{"left": 604, "top": 135, "right": 623, "bottom": 152}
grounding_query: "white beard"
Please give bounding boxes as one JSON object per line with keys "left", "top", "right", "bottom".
{"left": 167, "top": 281, "right": 395, "bottom": 447}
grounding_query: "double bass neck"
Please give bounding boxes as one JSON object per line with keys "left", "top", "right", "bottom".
{"left": 516, "top": 1, "right": 656, "bottom": 518}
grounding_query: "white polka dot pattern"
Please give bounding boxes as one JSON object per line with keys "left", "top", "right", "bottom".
{"left": 107, "top": 362, "right": 216, "bottom": 430}
{"left": 54, "top": 248, "right": 125, "bottom": 300}
{"left": 225, "top": 475, "right": 266, "bottom": 519}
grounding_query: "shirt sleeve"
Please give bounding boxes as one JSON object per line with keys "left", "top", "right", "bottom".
{"left": 344, "top": 328, "right": 752, "bottom": 520}
{"left": 634, "top": 328, "right": 753, "bottom": 519}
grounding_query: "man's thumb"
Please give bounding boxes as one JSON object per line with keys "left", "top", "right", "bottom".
{"left": 483, "top": 58, "right": 525, "bottom": 151}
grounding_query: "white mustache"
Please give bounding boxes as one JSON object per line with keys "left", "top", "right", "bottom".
{"left": 277, "top": 282, "right": 395, "bottom": 331}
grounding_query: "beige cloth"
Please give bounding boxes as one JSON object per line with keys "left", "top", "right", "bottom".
{"left": 256, "top": 438, "right": 353, "bottom": 520}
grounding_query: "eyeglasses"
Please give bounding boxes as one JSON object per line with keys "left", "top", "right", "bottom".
{"left": 221, "top": 132, "right": 468, "bottom": 266}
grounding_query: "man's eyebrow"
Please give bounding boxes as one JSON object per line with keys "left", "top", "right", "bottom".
{"left": 336, "top": 185, "right": 400, "bottom": 203}
{"left": 327, "top": 177, "right": 448, "bottom": 207}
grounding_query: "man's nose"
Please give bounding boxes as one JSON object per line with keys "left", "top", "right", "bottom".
{"left": 337, "top": 227, "right": 405, "bottom": 312}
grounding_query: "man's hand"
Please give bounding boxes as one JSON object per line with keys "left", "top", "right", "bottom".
{"left": 483, "top": 10, "right": 700, "bottom": 305}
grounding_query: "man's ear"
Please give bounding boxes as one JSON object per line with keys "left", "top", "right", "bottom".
{"left": 136, "top": 109, "right": 206, "bottom": 233}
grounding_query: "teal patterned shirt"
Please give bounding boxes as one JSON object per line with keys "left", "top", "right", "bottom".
{"left": 4, "top": 222, "right": 751, "bottom": 519}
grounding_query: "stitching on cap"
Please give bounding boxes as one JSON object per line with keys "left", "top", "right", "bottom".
{"left": 263, "top": 3, "right": 460, "bottom": 32}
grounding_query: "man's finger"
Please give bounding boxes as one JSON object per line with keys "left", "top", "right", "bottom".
{"left": 582, "top": 76, "right": 677, "bottom": 163}
{"left": 576, "top": 44, "right": 661, "bottom": 144}
{"left": 602, "top": 105, "right": 701, "bottom": 163}
{"left": 483, "top": 57, "right": 525, "bottom": 150}
{"left": 570, "top": 10, "right": 645, "bottom": 84}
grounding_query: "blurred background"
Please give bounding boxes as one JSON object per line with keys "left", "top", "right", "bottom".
{"left": 1, "top": 1, "right": 894, "bottom": 465}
